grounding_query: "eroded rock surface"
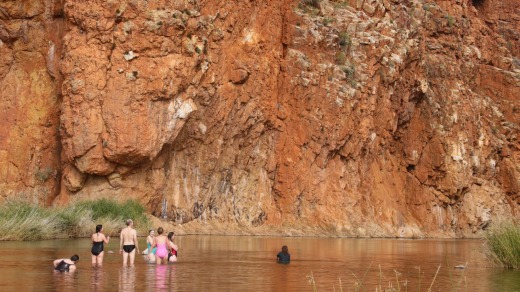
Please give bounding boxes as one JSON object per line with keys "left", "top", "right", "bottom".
{"left": 0, "top": 0, "right": 519, "bottom": 237}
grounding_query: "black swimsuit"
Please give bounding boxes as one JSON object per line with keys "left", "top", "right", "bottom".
{"left": 55, "top": 260, "right": 74, "bottom": 272}
{"left": 123, "top": 245, "right": 135, "bottom": 253}
{"left": 92, "top": 241, "right": 104, "bottom": 256}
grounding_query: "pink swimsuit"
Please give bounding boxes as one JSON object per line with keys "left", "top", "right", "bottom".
{"left": 156, "top": 243, "right": 168, "bottom": 258}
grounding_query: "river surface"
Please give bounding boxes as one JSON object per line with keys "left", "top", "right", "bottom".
{"left": 0, "top": 236, "right": 518, "bottom": 291}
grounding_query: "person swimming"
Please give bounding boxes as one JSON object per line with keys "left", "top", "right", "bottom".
{"left": 54, "top": 255, "right": 79, "bottom": 272}
{"left": 151, "top": 227, "right": 169, "bottom": 264}
{"left": 277, "top": 245, "right": 290, "bottom": 264}
{"left": 91, "top": 224, "right": 110, "bottom": 265}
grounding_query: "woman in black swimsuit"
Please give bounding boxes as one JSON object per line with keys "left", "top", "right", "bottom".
{"left": 91, "top": 224, "right": 110, "bottom": 266}
{"left": 54, "top": 255, "right": 79, "bottom": 272}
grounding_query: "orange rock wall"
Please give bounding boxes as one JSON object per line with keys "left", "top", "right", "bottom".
{"left": 0, "top": 0, "right": 518, "bottom": 237}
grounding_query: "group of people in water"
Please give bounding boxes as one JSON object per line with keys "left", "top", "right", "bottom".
{"left": 53, "top": 219, "right": 178, "bottom": 272}
{"left": 144, "top": 227, "right": 178, "bottom": 264}
{"left": 54, "top": 218, "right": 290, "bottom": 272}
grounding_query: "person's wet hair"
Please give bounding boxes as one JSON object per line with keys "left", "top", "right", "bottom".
{"left": 71, "top": 255, "right": 79, "bottom": 262}
{"left": 95, "top": 225, "right": 102, "bottom": 233}
{"left": 157, "top": 227, "right": 164, "bottom": 235}
{"left": 126, "top": 219, "right": 133, "bottom": 226}
{"left": 167, "top": 232, "right": 174, "bottom": 240}
{"left": 282, "top": 245, "right": 288, "bottom": 254}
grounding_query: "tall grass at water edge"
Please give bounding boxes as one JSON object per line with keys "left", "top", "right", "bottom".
{"left": 485, "top": 221, "right": 520, "bottom": 270}
{"left": 0, "top": 199, "right": 150, "bottom": 241}
{"left": 307, "top": 262, "right": 466, "bottom": 292}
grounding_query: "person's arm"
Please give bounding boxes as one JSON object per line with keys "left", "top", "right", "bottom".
{"left": 133, "top": 231, "right": 140, "bottom": 254}
{"left": 119, "top": 231, "right": 123, "bottom": 254}
{"left": 169, "top": 241, "right": 178, "bottom": 251}
{"left": 103, "top": 234, "right": 110, "bottom": 244}
{"left": 53, "top": 259, "right": 61, "bottom": 267}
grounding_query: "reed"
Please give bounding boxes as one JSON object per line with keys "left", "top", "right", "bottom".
{"left": 485, "top": 221, "right": 520, "bottom": 270}
{"left": 308, "top": 263, "right": 452, "bottom": 292}
{"left": 0, "top": 199, "right": 151, "bottom": 241}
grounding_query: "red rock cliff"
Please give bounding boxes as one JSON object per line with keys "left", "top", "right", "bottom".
{"left": 1, "top": 0, "right": 519, "bottom": 237}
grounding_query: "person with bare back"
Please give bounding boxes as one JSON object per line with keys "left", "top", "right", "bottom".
{"left": 119, "top": 219, "right": 140, "bottom": 266}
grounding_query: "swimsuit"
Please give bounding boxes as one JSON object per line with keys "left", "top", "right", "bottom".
{"left": 168, "top": 245, "right": 178, "bottom": 260}
{"left": 147, "top": 242, "right": 157, "bottom": 255}
{"left": 277, "top": 252, "right": 290, "bottom": 264}
{"left": 55, "top": 260, "right": 74, "bottom": 272}
{"left": 156, "top": 243, "right": 168, "bottom": 258}
{"left": 123, "top": 245, "right": 136, "bottom": 253}
{"left": 91, "top": 241, "right": 104, "bottom": 256}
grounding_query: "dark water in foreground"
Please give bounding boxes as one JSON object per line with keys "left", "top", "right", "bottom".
{"left": 0, "top": 236, "right": 518, "bottom": 291}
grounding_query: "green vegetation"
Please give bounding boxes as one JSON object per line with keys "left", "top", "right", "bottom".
{"left": 338, "top": 31, "right": 351, "bottom": 48}
{"left": 446, "top": 14, "right": 455, "bottom": 27}
{"left": 0, "top": 199, "right": 150, "bottom": 241}
{"left": 335, "top": 51, "right": 346, "bottom": 65}
{"left": 332, "top": 1, "right": 349, "bottom": 9}
{"left": 297, "top": 0, "right": 321, "bottom": 16}
{"left": 322, "top": 17, "right": 335, "bottom": 26}
{"left": 35, "top": 167, "right": 53, "bottom": 182}
{"left": 301, "top": 0, "right": 321, "bottom": 8}
{"left": 306, "top": 263, "right": 462, "bottom": 291}
{"left": 341, "top": 63, "right": 355, "bottom": 79}
{"left": 485, "top": 222, "right": 520, "bottom": 270}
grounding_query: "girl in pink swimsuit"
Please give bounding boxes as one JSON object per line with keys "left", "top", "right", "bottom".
{"left": 151, "top": 227, "right": 169, "bottom": 264}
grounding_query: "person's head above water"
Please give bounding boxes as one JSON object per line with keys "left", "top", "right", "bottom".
{"left": 70, "top": 255, "right": 79, "bottom": 263}
{"left": 95, "top": 225, "right": 103, "bottom": 233}
{"left": 157, "top": 227, "right": 164, "bottom": 235}
{"left": 167, "top": 232, "right": 174, "bottom": 240}
{"left": 126, "top": 219, "right": 133, "bottom": 226}
{"left": 149, "top": 229, "right": 155, "bottom": 236}
{"left": 282, "top": 245, "right": 289, "bottom": 254}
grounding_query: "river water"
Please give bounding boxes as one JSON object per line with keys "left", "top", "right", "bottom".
{"left": 0, "top": 236, "right": 518, "bottom": 291}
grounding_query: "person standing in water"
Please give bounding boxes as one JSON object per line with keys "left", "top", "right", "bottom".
{"left": 151, "top": 227, "right": 169, "bottom": 264}
{"left": 54, "top": 255, "right": 79, "bottom": 272}
{"left": 277, "top": 245, "right": 290, "bottom": 264}
{"left": 119, "top": 219, "right": 140, "bottom": 266}
{"left": 167, "top": 232, "right": 178, "bottom": 263}
{"left": 91, "top": 224, "right": 110, "bottom": 266}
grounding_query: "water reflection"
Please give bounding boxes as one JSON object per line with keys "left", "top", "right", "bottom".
{"left": 119, "top": 266, "right": 135, "bottom": 292}
{"left": 52, "top": 270, "right": 78, "bottom": 291}
{"left": 90, "top": 266, "right": 104, "bottom": 291}
{"left": 0, "top": 237, "right": 516, "bottom": 291}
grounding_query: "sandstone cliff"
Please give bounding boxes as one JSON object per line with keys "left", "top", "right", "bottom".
{"left": 1, "top": 0, "right": 519, "bottom": 237}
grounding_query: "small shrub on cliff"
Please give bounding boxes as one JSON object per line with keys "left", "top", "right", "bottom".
{"left": 445, "top": 14, "right": 455, "bottom": 27}
{"left": 338, "top": 31, "right": 351, "bottom": 48}
{"left": 485, "top": 221, "right": 520, "bottom": 270}
{"left": 335, "top": 51, "right": 346, "bottom": 65}
{"left": 35, "top": 167, "right": 53, "bottom": 182}
{"left": 301, "top": 0, "right": 321, "bottom": 9}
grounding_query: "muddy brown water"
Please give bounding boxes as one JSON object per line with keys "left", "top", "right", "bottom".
{"left": 0, "top": 236, "right": 518, "bottom": 291}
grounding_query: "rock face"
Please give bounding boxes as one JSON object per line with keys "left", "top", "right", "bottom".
{"left": 0, "top": 0, "right": 519, "bottom": 237}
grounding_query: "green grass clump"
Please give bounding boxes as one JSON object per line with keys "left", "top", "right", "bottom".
{"left": 76, "top": 198, "right": 148, "bottom": 223}
{"left": 0, "top": 198, "right": 150, "bottom": 241}
{"left": 485, "top": 222, "right": 520, "bottom": 270}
